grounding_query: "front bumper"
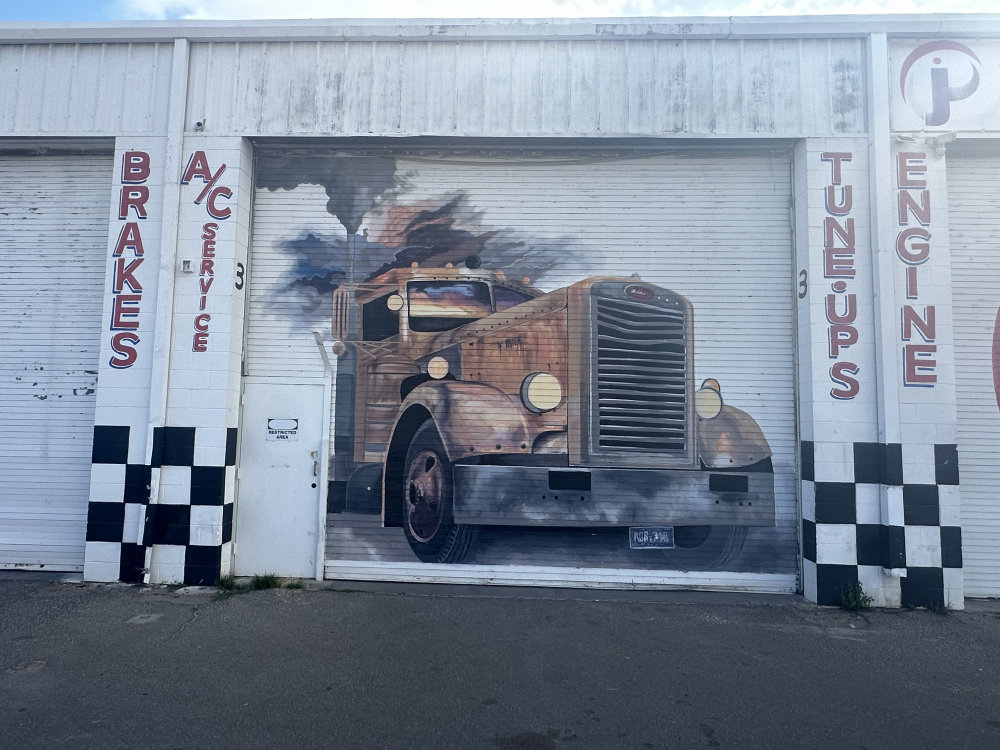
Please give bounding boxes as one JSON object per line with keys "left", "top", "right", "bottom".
{"left": 451, "top": 464, "right": 775, "bottom": 527}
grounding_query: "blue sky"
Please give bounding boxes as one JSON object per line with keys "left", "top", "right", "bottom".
{"left": 0, "top": 0, "right": 995, "bottom": 22}
{"left": 0, "top": 0, "right": 111, "bottom": 20}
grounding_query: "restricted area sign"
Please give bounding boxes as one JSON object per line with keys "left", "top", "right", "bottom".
{"left": 266, "top": 418, "right": 299, "bottom": 441}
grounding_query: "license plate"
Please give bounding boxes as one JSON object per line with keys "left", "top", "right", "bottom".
{"left": 629, "top": 526, "right": 675, "bottom": 549}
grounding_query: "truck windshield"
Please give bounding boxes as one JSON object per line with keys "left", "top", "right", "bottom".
{"left": 408, "top": 281, "right": 493, "bottom": 332}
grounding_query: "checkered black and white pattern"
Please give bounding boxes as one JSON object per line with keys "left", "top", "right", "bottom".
{"left": 84, "top": 424, "right": 237, "bottom": 585}
{"left": 800, "top": 440, "right": 962, "bottom": 608}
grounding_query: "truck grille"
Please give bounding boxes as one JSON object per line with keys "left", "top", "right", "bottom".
{"left": 592, "top": 294, "right": 688, "bottom": 454}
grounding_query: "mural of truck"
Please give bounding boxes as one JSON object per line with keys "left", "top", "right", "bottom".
{"left": 328, "top": 261, "right": 775, "bottom": 565}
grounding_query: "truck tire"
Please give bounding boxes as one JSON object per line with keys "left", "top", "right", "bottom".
{"left": 400, "top": 421, "right": 474, "bottom": 563}
{"left": 657, "top": 525, "right": 748, "bottom": 571}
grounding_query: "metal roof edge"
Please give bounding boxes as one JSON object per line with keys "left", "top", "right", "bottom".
{"left": 1, "top": 15, "right": 999, "bottom": 44}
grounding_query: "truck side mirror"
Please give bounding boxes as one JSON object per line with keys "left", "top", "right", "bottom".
{"left": 387, "top": 294, "right": 404, "bottom": 312}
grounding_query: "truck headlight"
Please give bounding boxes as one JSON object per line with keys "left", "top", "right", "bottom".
{"left": 521, "top": 372, "right": 562, "bottom": 413}
{"left": 695, "top": 378, "right": 723, "bottom": 420}
{"left": 427, "top": 356, "right": 449, "bottom": 379}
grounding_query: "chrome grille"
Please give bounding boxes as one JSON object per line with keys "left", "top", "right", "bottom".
{"left": 593, "top": 295, "right": 687, "bottom": 453}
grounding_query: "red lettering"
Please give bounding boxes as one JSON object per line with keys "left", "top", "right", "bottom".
{"left": 118, "top": 186, "right": 149, "bottom": 220}
{"left": 113, "top": 222, "right": 145, "bottom": 257}
{"left": 897, "top": 152, "right": 927, "bottom": 188}
{"left": 824, "top": 217, "right": 855, "bottom": 248}
{"left": 825, "top": 185, "right": 852, "bottom": 215}
{"left": 896, "top": 227, "right": 931, "bottom": 265}
{"left": 206, "top": 185, "right": 232, "bottom": 220}
{"left": 901, "top": 305, "right": 936, "bottom": 342}
{"left": 109, "top": 332, "right": 140, "bottom": 369}
{"left": 193, "top": 218, "right": 219, "bottom": 353}
{"left": 821, "top": 152, "right": 852, "bottom": 185}
{"left": 194, "top": 313, "right": 211, "bottom": 332}
{"left": 111, "top": 294, "right": 141, "bottom": 330}
{"left": 895, "top": 152, "right": 937, "bottom": 389}
{"left": 113, "top": 257, "right": 144, "bottom": 294}
{"left": 898, "top": 190, "right": 931, "bottom": 226}
{"left": 825, "top": 294, "right": 857, "bottom": 325}
{"left": 109, "top": 152, "right": 152, "bottom": 364}
{"left": 829, "top": 325, "right": 859, "bottom": 357}
{"left": 824, "top": 247, "right": 856, "bottom": 278}
{"left": 906, "top": 266, "right": 919, "bottom": 299}
{"left": 830, "top": 362, "right": 860, "bottom": 400}
{"left": 904, "top": 344, "right": 937, "bottom": 385}
{"left": 122, "top": 151, "right": 150, "bottom": 183}
{"left": 181, "top": 151, "right": 213, "bottom": 184}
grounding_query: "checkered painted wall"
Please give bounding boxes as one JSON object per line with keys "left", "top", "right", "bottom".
{"left": 85, "top": 424, "right": 237, "bottom": 585}
{"left": 800, "top": 440, "right": 963, "bottom": 608}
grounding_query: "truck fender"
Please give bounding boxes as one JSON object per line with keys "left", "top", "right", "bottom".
{"left": 698, "top": 404, "right": 773, "bottom": 469}
{"left": 381, "top": 381, "right": 531, "bottom": 527}
{"left": 394, "top": 380, "right": 531, "bottom": 462}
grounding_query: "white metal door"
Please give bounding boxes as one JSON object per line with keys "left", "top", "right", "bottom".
{"left": 0, "top": 152, "right": 110, "bottom": 571}
{"left": 234, "top": 381, "right": 324, "bottom": 578}
{"left": 948, "top": 149, "right": 1000, "bottom": 598}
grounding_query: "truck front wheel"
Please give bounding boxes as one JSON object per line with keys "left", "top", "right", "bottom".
{"left": 401, "top": 422, "right": 474, "bottom": 563}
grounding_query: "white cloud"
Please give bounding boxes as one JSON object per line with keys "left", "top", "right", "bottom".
{"left": 116, "top": 0, "right": 1000, "bottom": 20}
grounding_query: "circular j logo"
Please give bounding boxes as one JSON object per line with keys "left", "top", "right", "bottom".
{"left": 624, "top": 284, "right": 654, "bottom": 301}
{"left": 900, "top": 40, "right": 982, "bottom": 127}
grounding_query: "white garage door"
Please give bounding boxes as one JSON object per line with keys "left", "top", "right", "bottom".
{"left": 948, "top": 148, "right": 1000, "bottom": 598}
{"left": 0, "top": 152, "right": 111, "bottom": 571}
{"left": 245, "top": 145, "right": 798, "bottom": 592}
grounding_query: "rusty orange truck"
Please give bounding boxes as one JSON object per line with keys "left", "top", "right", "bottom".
{"left": 330, "top": 262, "right": 774, "bottom": 565}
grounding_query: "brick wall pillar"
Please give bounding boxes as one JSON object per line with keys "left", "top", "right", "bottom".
{"left": 794, "top": 138, "right": 963, "bottom": 609}
{"left": 84, "top": 136, "right": 252, "bottom": 585}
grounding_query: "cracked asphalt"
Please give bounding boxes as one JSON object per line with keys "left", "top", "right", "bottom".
{"left": 2, "top": 574, "right": 999, "bottom": 749}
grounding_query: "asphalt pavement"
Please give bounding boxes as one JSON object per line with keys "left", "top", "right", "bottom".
{"left": 2, "top": 573, "right": 999, "bottom": 749}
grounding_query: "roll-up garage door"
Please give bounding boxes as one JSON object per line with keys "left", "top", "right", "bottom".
{"left": 948, "top": 148, "right": 1000, "bottom": 598}
{"left": 244, "top": 145, "right": 798, "bottom": 591}
{"left": 0, "top": 152, "right": 111, "bottom": 571}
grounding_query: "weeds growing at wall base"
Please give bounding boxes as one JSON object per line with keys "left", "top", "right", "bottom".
{"left": 840, "top": 582, "right": 874, "bottom": 612}
{"left": 214, "top": 574, "right": 300, "bottom": 599}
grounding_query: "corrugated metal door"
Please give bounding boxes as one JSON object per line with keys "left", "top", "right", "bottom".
{"left": 0, "top": 153, "right": 110, "bottom": 571}
{"left": 245, "top": 146, "right": 798, "bottom": 591}
{"left": 948, "top": 150, "right": 1000, "bottom": 598}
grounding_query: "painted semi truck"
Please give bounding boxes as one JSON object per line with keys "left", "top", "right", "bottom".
{"left": 330, "top": 262, "right": 775, "bottom": 565}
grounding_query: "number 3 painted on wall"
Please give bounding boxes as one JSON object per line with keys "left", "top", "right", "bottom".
{"left": 798, "top": 270, "right": 808, "bottom": 299}
{"left": 235, "top": 262, "right": 245, "bottom": 290}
